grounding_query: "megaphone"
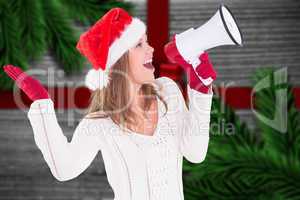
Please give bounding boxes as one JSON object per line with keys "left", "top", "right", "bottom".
{"left": 171, "top": 4, "right": 243, "bottom": 68}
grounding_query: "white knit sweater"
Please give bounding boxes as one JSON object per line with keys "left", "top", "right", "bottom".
{"left": 27, "top": 76, "right": 213, "bottom": 200}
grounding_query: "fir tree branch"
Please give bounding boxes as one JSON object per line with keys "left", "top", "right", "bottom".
{"left": 253, "top": 68, "right": 300, "bottom": 165}
{"left": 183, "top": 68, "right": 300, "bottom": 199}
{"left": 60, "top": 0, "right": 134, "bottom": 25}
{"left": 184, "top": 148, "right": 300, "bottom": 199}
{"left": 11, "top": 0, "right": 47, "bottom": 59}
{"left": 41, "top": 0, "right": 84, "bottom": 74}
{"left": 0, "top": 1, "right": 28, "bottom": 90}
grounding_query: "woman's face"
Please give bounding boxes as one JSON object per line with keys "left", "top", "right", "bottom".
{"left": 128, "top": 34, "right": 155, "bottom": 85}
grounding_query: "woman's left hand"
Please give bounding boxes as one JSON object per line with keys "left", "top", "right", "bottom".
{"left": 164, "top": 36, "right": 217, "bottom": 94}
{"left": 195, "top": 52, "right": 217, "bottom": 87}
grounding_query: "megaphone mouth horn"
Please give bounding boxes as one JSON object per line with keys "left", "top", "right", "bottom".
{"left": 219, "top": 4, "right": 244, "bottom": 47}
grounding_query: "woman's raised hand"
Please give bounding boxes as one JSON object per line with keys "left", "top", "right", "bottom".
{"left": 164, "top": 36, "right": 217, "bottom": 94}
{"left": 195, "top": 52, "right": 217, "bottom": 88}
{"left": 3, "top": 65, "right": 50, "bottom": 101}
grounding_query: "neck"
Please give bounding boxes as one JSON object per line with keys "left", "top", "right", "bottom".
{"left": 129, "top": 80, "right": 144, "bottom": 111}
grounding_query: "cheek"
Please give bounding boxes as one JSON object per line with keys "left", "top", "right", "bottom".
{"left": 128, "top": 49, "right": 153, "bottom": 83}
{"left": 129, "top": 50, "right": 145, "bottom": 72}
{"left": 129, "top": 61, "right": 146, "bottom": 81}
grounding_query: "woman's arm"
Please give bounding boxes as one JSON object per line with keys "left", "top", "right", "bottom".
{"left": 3, "top": 65, "right": 102, "bottom": 181}
{"left": 178, "top": 84, "right": 213, "bottom": 163}
{"left": 27, "top": 99, "right": 102, "bottom": 181}
{"left": 162, "top": 77, "right": 213, "bottom": 163}
{"left": 164, "top": 38, "right": 216, "bottom": 163}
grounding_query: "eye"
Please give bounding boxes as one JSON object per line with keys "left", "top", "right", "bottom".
{"left": 136, "top": 42, "right": 142, "bottom": 48}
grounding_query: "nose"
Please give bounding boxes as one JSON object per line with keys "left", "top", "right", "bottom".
{"left": 148, "top": 44, "right": 154, "bottom": 54}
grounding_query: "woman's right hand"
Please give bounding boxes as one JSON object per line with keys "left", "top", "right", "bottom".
{"left": 3, "top": 65, "right": 50, "bottom": 101}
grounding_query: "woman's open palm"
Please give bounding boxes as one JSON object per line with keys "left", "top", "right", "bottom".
{"left": 3, "top": 65, "right": 49, "bottom": 101}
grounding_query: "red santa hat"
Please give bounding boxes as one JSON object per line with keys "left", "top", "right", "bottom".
{"left": 76, "top": 8, "right": 146, "bottom": 90}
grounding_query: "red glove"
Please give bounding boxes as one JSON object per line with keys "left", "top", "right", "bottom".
{"left": 3, "top": 65, "right": 50, "bottom": 101}
{"left": 164, "top": 36, "right": 217, "bottom": 94}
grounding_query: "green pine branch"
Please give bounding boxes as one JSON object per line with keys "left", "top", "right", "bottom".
{"left": 42, "top": 0, "right": 84, "bottom": 74}
{"left": 182, "top": 68, "right": 300, "bottom": 200}
{"left": 0, "top": 1, "right": 28, "bottom": 90}
{"left": 60, "top": 0, "right": 134, "bottom": 25}
{"left": 211, "top": 95, "right": 263, "bottom": 151}
{"left": 60, "top": 0, "right": 103, "bottom": 25}
{"left": 11, "top": 0, "right": 47, "bottom": 60}
{"left": 253, "top": 68, "right": 300, "bottom": 166}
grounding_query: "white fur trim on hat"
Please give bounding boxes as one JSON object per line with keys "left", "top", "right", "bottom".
{"left": 85, "top": 69, "right": 110, "bottom": 90}
{"left": 106, "top": 18, "right": 146, "bottom": 69}
{"left": 85, "top": 18, "right": 146, "bottom": 90}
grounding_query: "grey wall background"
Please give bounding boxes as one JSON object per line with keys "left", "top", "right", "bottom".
{"left": 0, "top": 0, "right": 299, "bottom": 199}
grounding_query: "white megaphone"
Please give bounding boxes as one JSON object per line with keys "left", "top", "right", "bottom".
{"left": 174, "top": 4, "right": 243, "bottom": 68}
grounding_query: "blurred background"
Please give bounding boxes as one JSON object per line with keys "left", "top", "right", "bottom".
{"left": 0, "top": 0, "right": 299, "bottom": 199}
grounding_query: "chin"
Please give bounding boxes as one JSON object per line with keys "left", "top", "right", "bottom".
{"left": 148, "top": 75, "right": 155, "bottom": 82}
{"left": 141, "top": 77, "right": 155, "bottom": 85}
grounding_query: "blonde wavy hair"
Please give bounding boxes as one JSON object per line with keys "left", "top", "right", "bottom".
{"left": 84, "top": 52, "right": 168, "bottom": 131}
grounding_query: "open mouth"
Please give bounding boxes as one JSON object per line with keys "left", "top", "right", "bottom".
{"left": 143, "top": 59, "right": 154, "bottom": 70}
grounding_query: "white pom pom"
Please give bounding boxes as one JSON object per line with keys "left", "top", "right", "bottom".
{"left": 85, "top": 69, "right": 110, "bottom": 90}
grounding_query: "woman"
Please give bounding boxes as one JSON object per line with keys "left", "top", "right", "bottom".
{"left": 3, "top": 8, "right": 216, "bottom": 200}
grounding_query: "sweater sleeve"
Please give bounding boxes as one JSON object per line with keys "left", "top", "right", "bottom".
{"left": 27, "top": 99, "right": 102, "bottom": 181}
{"left": 162, "top": 77, "right": 213, "bottom": 163}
